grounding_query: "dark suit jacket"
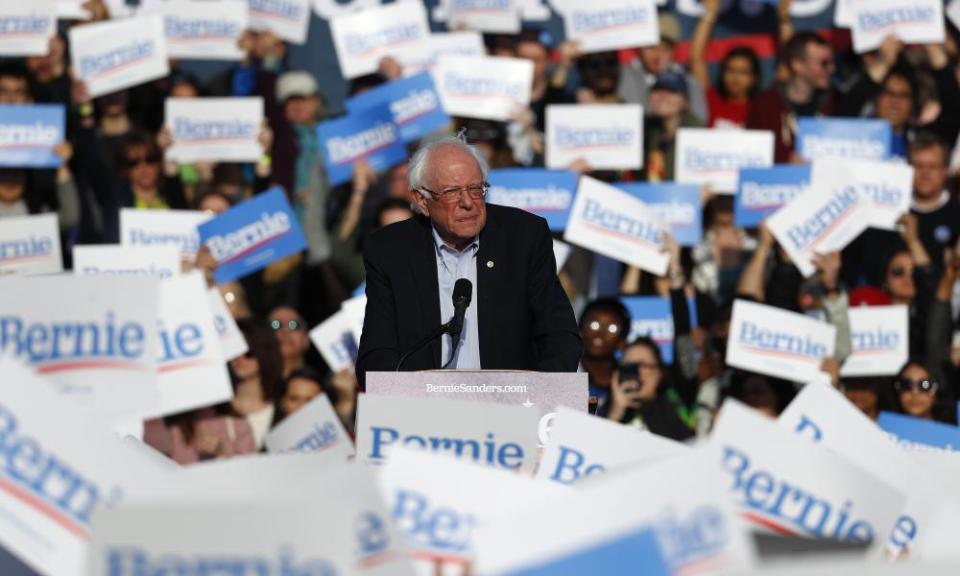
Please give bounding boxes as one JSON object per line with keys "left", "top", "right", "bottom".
{"left": 356, "top": 204, "right": 582, "bottom": 387}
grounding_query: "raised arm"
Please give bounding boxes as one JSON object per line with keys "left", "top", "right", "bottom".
{"left": 690, "top": 0, "right": 720, "bottom": 91}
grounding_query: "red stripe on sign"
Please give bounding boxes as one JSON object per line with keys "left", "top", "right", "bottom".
{"left": 219, "top": 230, "right": 292, "bottom": 265}
{"left": 739, "top": 511, "right": 801, "bottom": 537}
{"left": 36, "top": 359, "right": 150, "bottom": 374}
{"left": 0, "top": 476, "right": 88, "bottom": 540}
{"left": 409, "top": 550, "right": 471, "bottom": 565}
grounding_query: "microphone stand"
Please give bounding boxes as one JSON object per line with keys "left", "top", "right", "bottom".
{"left": 395, "top": 320, "right": 451, "bottom": 371}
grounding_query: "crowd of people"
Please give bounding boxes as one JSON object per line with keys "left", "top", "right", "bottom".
{"left": 2, "top": 0, "right": 960, "bottom": 464}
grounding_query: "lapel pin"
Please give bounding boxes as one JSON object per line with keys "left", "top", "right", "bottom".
{"left": 486, "top": 260, "right": 494, "bottom": 269}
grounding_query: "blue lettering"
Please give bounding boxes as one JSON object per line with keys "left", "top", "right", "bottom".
{"left": 549, "top": 446, "right": 606, "bottom": 484}
{"left": 794, "top": 415, "right": 823, "bottom": 442}
{"left": 392, "top": 489, "right": 474, "bottom": 552}
{"left": 0, "top": 313, "right": 146, "bottom": 366}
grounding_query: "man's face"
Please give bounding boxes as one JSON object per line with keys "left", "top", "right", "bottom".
{"left": 641, "top": 41, "right": 674, "bottom": 75}
{"left": 0, "top": 76, "right": 30, "bottom": 104}
{"left": 517, "top": 40, "right": 549, "bottom": 89}
{"left": 792, "top": 42, "right": 834, "bottom": 90}
{"left": 911, "top": 145, "right": 949, "bottom": 200}
{"left": 280, "top": 377, "right": 322, "bottom": 416}
{"left": 843, "top": 384, "right": 879, "bottom": 419}
{"left": 269, "top": 306, "right": 309, "bottom": 361}
{"left": 649, "top": 88, "right": 686, "bottom": 119}
{"left": 876, "top": 75, "right": 913, "bottom": 130}
{"left": 581, "top": 309, "right": 624, "bottom": 358}
{"left": 413, "top": 146, "right": 487, "bottom": 248}
{"left": 0, "top": 180, "right": 24, "bottom": 205}
{"left": 284, "top": 95, "right": 319, "bottom": 126}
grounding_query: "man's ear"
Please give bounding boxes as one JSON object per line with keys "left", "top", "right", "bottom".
{"left": 413, "top": 191, "right": 430, "bottom": 217}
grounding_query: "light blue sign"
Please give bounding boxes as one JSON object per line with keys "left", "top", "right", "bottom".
{"left": 877, "top": 411, "right": 960, "bottom": 452}
{"left": 621, "top": 296, "right": 698, "bottom": 364}
{"left": 487, "top": 169, "right": 578, "bottom": 232}
{"left": 797, "top": 118, "right": 891, "bottom": 161}
{"left": 199, "top": 187, "right": 308, "bottom": 283}
{"left": 0, "top": 105, "right": 64, "bottom": 168}
{"left": 735, "top": 164, "right": 811, "bottom": 228}
{"left": 503, "top": 527, "right": 669, "bottom": 576}
{"left": 317, "top": 105, "right": 406, "bottom": 186}
{"left": 617, "top": 182, "right": 702, "bottom": 246}
{"left": 345, "top": 72, "right": 450, "bottom": 143}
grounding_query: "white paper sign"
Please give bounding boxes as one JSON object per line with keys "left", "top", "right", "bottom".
{"left": 152, "top": 0, "right": 247, "bottom": 61}
{"left": 710, "top": 399, "right": 905, "bottom": 550}
{"left": 433, "top": 55, "right": 533, "bottom": 121}
{"left": 248, "top": 0, "right": 311, "bottom": 44}
{"left": 330, "top": 2, "right": 431, "bottom": 80}
{"left": 401, "top": 31, "right": 486, "bottom": 75}
{"left": 824, "top": 158, "right": 913, "bottom": 231}
{"left": 767, "top": 161, "right": 873, "bottom": 277}
{"left": 57, "top": 1, "right": 90, "bottom": 20}
{"left": 309, "top": 309, "right": 356, "bottom": 372}
{"left": 342, "top": 293, "right": 367, "bottom": 344}
{"left": 0, "top": 1, "right": 56, "bottom": 56}
{"left": 676, "top": 128, "right": 774, "bottom": 193}
{"left": 564, "top": 175, "right": 669, "bottom": 275}
{"left": 355, "top": 395, "right": 541, "bottom": 472}
{"left": 726, "top": 299, "right": 836, "bottom": 383}
{"left": 546, "top": 104, "right": 643, "bottom": 170}
{"left": 850, "top": 0, "right": 945, "bottom": 54}
{"left": 312, "top": 0, "right": 380, "bottom": 19}
{"left": 73, "top": 245, "right": 180, "bottom": 278}
{"left": 448, "top": 0, "right": 521, "bottom": 33}
{"left": 166, "top": 97, "right": 264, "bottom": 163}
{"left": 563, "top": 0, "right": 658, "bottom": 53}
{"left": 536, "top": 407, "right": 686, "bottom": 485}
{"left": 0, "top": 357, "right": 169, "bottom": 576}
{"left": 778, "top": 383, "right": 940, "bottom": 558}
{"left": 207, "top": 287, "right": 249, "bottom": 360}
{"left": 120, "top": 208, "right": 212, "bottom": 263}
{"left": 69, "top": 16, "right": 170, "bottom": 98}
{"left": 948, "top": 0, "right": 960, "bottom": 32}
{"left": 552, "top": 238, "right": 571, "bottom": 271}
{"left": 834, "top": 0, "right": 853, "bottom": 27}
{"left": 840, "top": 305, "right": 909, "bottom": 377}
{"left": 0, "top": 213, "right": 62, "bottom": 276}
{"left": 265, "top": 394, "right": 354, "bottom": 457}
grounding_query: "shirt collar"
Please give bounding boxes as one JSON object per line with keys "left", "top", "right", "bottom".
{"left": 431, "top": 225, "right": 479, "bottom": 255}
{"left": 911, "top": 190, "right": 950, "bottom": 214}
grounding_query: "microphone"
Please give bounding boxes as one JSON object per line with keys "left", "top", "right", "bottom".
{"left": 443, "top": 279, "right": 472, "bottom": 369}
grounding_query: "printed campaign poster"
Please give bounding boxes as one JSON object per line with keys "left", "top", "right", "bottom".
{"left": 675, "top": 128, "right": 774, "bottom": 193}
{"left": 0, "top": 213, "right": 62, "bottom": 276}
{"left": 447, "top": 0, "right": 521, "bottom": 33}
{"left": 796, "top": 118, "right": 891, "bottom": 162}
{"left": 840, "top": 305, "right": 909, "bottom": 377}
{"left": 166, "top": 97, "right": 264, "bottom": 163}
{"left": 207, "top": 287, "right": 249, "bottom": 361}
{"left": 849, "top": 0, "right": 945, "bottom": 54}
{"left": 309, "top": 309, "right": 357, "bottom": 372}
{"left": 265, "top": 394, "right": 355, "bottom": 457}
{"left": 621, "top": 296, "right": 697, "bottom": 364}
{"left": 317, "top": 105, "right": 407, "bottom": 186}
{"left": 617, "top": 182, "right": 702, "bottom": 246}
{"left": 330, "top": 2, "right": 431, "bottom": 79}
{"left": 399, "top": 31, "right": 486, "bottom": 75}
{"left": 120, "top": 208, "right": 212, "bottom": 262}
{"left": 151, "top": 0, "right": 247, "bottom": 60}
{"left": 433, "top": 55, "right": 533, "bottom": 121}
{"left": 546, "top": 104, "right": 643, "bottom": 170}
{"left": 735, "top": 165, "right": 810, "bottom": 228}
{"left": 878, "top": 412, "right": 960, "bottom": 453}
{"left": 345, "top": 72, "right": 450, "bottom": 143}
{"left": 0, "top": 104, "right": 64, "bottom": 168}
{"left": 68, "top": 16, "right": 169, "bottom": 98}
{"left": 818, "top": 158, "right": 913, "bottom": 231}
{"left": 247, "top": 0, "right": 311, "bottom": 44}
{"left": 487, "top": 168, "right": 578, "bottom": 231}
{"left": 563, "top": 0, "right": 658, "bottom": 53}
{"left": 73, "top": 245, "right": 180, "bottom": 278}
{"left": 0, "top": 1, "right": 56, "bottom": 57}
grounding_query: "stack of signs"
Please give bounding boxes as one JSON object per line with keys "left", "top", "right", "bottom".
{"left": 710, "top": 399, "right": 905, "bottom": 550}
{"left": 433, "top": 56, "right": 534, "bottom": 121}
{"left": 621, "top": 296, "right": 696, "bottom": 364}
{"left": 330, "top": 2, "right": 431, "bottom": 79}
{"left": 735, "top": 165, "right": 810, "bottom": 228}
{"left": 848, "top": 0, "right": 945, "bottom": 54}
{"left": 564, "top": 176, "right": 668, "bottom": 275}
{"left": 265, "top": 394, "right": 354, "bottom": 458}
{"left": 447, "top": 0, "right": 521, "bottom": 33}
{"left": 617, "top": 182, "right": 702, "bottom": 246}
{"left": 119, "top": 209, "right": 212, "bottom": 263}
{"left": 562, "top": 0, "right": 658, "bottom": 53}
{"left": 345, "top": 72, "right": 450, "bottom": 143}
{"left": 545, "top": 104, "right": 643, "bottom": 170}
{"left": 877, "top": 412, "right": 960, "bottom": 453}
{"left": 487, "top": 168, "right": 578, "bottom": 232}
{"left": 72, "top": 245, "right": 180, "bottom": 278}
{"left": 0, "top": 1, "right": 57, "bottom": 56}
{"left": 840, "top": 305, "right": 909, "bottom": 377}
{"left": 675, "top": 128, "right": 774, "bottom": 193}
{"left": 68, "top": 16, "right": 169, "bottom": 98}
{"left": 0, "top": 104, "right": 64, "bottom": 168}
{"left": 399, "top": 31, "right": 486, "bottom": 75}
{"left": 165, "top": 97, "right": 265, "bottom": 163}
{"left": 198, "top": 188, "right": 308, "bottom": 284}
{"left": 247, "top": 0, "right": 311, "bottom": 45}
{"left": 726, "top": 299, "right": 835, "bottom": 383}
{"left": 150, "top": 0, "right": 247, "bottom": 60}
{"left": 317, "top": 106, "right": 406, "bottom": 186}
{"left": 0, "top": 214, "right": 63, "bottom": 275}
{"left": 309, "top": 309, "right": 357, "bottom": 371}
{"left": 796, "top": 118, "right": 891, "bottom": 162}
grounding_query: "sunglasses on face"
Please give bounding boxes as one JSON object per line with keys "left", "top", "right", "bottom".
{"left": 894, "top": 377, "right": 938, "bottom": 394}
{"left": 889, "top": 265, "right": 912, "bottom": 278}
{"left": 270, "top": 319, "right": 302, "bottom": 332}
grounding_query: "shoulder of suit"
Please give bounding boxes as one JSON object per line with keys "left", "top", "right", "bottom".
{"left": 365, "top": 215, "right": 427, "bottom": 252}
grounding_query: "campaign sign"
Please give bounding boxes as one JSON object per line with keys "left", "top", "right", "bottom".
{"left": 345, "top": 72, "right": 450, "bottom": 144}
{"left": 0, "top": 274, "right": 159, "bottom": 416}
{"left": 265, "top": 394, "right": 355, "bottom": 458}
{"left": 735, "top": 165, "right": 810, "bottom": 228}
{"left": 341, "top": 293, "right": 367, "bottom": 344}
{"left": 487, "top": 168, "right": 578, "bottom": 231}
{"left": 840, "top": 305, "right": 909, "bottom": 377}
{"left": 825, "top": 158, "right": 913, "bottom": 231}
{"left": 380, "top": 447, "right": 567, "bottom": 569}
{"left": 198, "top": 187, "right": 308, "bottom": 284}
{"left": 563, "top": 0, "right": 658, "bottom": 53}
{"left": 247, "top": 0, "right": 310, "bottom": 44}
{"left": 474, "top": 447, "right": 757, "bottom": 576}
{"left": 949, "top": 0, "right": 960, "bottom": 32}
{"left": 311, "top": 0, "right": 380, "bottom": 19}
{"left": 536, "top": 407, "right": 686, "bottom": 486}
{"left": 710, "top": 399, "right": 905, "bottom": 549}
{"left": 317, "top": 105, "right": 406, "bottom": 186}
{"left": 498, "top": 527, "right": 669, "bottom": 576}
{"left": 151, "top": 0, "right": 247, "bottom": 60}
{"left": 546, "top": 104, "right": 643, "bottom": 170}
{"left": 878, "top": 412, "right": 960, "bottom": 453}
{"left": 553, "top": 239, "right": 572, "bottom": 271}
{"left": 309, "top": 308, "right": 357, "bottom": 372}
{"left": 433, "top": 55, "right": 534, "bottom": 122}
{"left": 779, "top": 383, "right": 939, "bottom": 558}
{"left": 73, "top": 245, "right": 179, "bottom": 278}
{"left": 166, "top": 97, "right": 264, "bottom": 163}
{"left": 448, "top": 0, "right": 521, "bottom": 33}
{"left": 796, "top": 118, "right": 891, "bottom": 162}
{"left": 207, "top": 287, "right": 249, "bottom": 361}
{"left": 0, "top": 104, "right": 64, "bottom": 168}
{"left": 0, "top": 1, "right": 56, "bottom": 57}
{"left": 0, "top": 357, "right": 169, "bottom": 576}
{"left": 330, "top": 1, "right": 431, "bottom": 79}
{"left": 850, "top": 0, "right": 945, "bottom": 54}
{"left": 57, "top": 0, "right": 90, "bottom": 20}
{"left": 617, "top": 182, "right": 702, "bottom": 246}
{"left": 564, "top": 175, "right": 669, "bottom": 275}
{"left": 766, "top": 161, "right": 874, "bottom": 277}
{"left": 726, "top": 299, "right": 835, "bottom": 383}
{"left": 399, "top": 31, "right": 486, "bottom": 75}
{"left": 621, "top": 296, "right": 697, "bottom": 364}
{"left": 355, "top": 395, "right": 541, "bottom": 472}
{"left": 68, "top": 16, "right": 169, "bottom": 98}
{"left": 676, "top": 128, "right": 774, "bottom": 193}
{"left": 120, "top": 208, "right": 212, "bottom": 262}
{"left": 0, "top": 213, "right": 62, "bottom": 276}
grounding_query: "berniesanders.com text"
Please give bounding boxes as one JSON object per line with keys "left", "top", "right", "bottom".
{"left": 425, "top": 383, "right": 527, "bottom": 394}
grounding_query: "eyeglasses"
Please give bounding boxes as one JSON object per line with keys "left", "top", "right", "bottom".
{"left": 126, "top": 154, "right": 160, "bottom": 168}
{"left": 889, "top": 265, "right": 912, "bottom": 278}
{"left": 586, "top": 320, "right": 620, "bottom": 335}
{"left": 420, "top": 182, "right": 488, "bottom": 205}
{"left": 881, "top": 88, "right": 912, "bottom": 101}
{"left": 270, "top": 319, "right": 303, "bottom": 332}
{"left": 894, "top": 377, "right": 938, "bottom": 394}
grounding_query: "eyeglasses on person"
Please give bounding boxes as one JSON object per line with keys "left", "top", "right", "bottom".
{"left": 894, "top": 377, "right": 938, "bottom": 394}
{"left": 270, "top": 319, "right": 302, "bottom": 332}
{"left": 420, "top": 182, "right": 488, "bottom": 204}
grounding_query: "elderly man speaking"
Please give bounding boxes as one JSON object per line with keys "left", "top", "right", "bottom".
{"left": 356, "top": 136, "right": 582, "bottom": 385}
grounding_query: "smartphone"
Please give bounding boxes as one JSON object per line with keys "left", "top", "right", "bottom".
{"left": 619, "top": 362, "right": 640, "bottom": 392}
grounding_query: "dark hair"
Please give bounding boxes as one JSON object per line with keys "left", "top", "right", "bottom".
{"left": 624, "top": 335, "right": 665, "bottom": 369}
{"left": 892, "top": 361, "right": 957, "bottom": 424}
{"left": 232, "top": 318, "right": 284, "bottom": 404}
{"left": 0, "top": 60, "right": 34, "bottom": 99}
{"left": 194, "top": 189, "right": 235, "bottom": 212}
{"left": 273, "top": 367, "right": 332, "bottom": 424}
{"left": 579, "top": 298, "right": 631, "bottom": 335}
{"left": 783, "top": 32, "right": 829, "bottom": 71}
{"left": 348, "top": 73, "right": 387, "bottom": 97}
{"left": 909, "top": 130, "right": 950, "bottom": 166}
{"left": 726, "top": 370, "right": 796, "bottom": 415}
{"left": 880, "top": 64, "right": 920, "bottom": 116}
{"left": 115, "top": 130, "right": 161, "bottom": 172}
{"left": 374, "top": 197, "right": 413, "bottom": 228}
{"left": 716, "top": 46, "right": 761, "bottom": 100}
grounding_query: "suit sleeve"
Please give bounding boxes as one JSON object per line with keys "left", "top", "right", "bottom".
{"left": 355, "top": 239, "right": 401, "bottom": 389}
{"left": 526, "top": 218, "right": 583, "bottom": 371}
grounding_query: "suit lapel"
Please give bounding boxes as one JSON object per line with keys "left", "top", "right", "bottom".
{"left": 409, "top": 216, "right": 442, "bottom": 368}
{"left": 476, "top": 206, "right": 500, "bottom": 368}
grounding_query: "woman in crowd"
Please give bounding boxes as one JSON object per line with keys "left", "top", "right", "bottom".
{"left": 892, "top": 361, "right": 956, "bottom": 424}
{"left": 226, "top": 319, "right": 285, "bottom": 449}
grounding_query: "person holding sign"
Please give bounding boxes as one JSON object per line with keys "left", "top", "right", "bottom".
{"left": 356, "top": 135, "right": 581, "bottom": 384}
{"left": 891, "top": 361, "right": 956, "bottom": 425}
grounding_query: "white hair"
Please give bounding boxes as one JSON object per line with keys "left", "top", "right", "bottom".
{"left": 407, "top": 132, "right": 490, "bottom": 199}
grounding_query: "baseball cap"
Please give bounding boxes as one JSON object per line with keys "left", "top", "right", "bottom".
{"left": 651, "top": 70, "right": 688, "bottom": 95}
{"left": 276, "top": 71, "right": 318, "bottom": 102}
